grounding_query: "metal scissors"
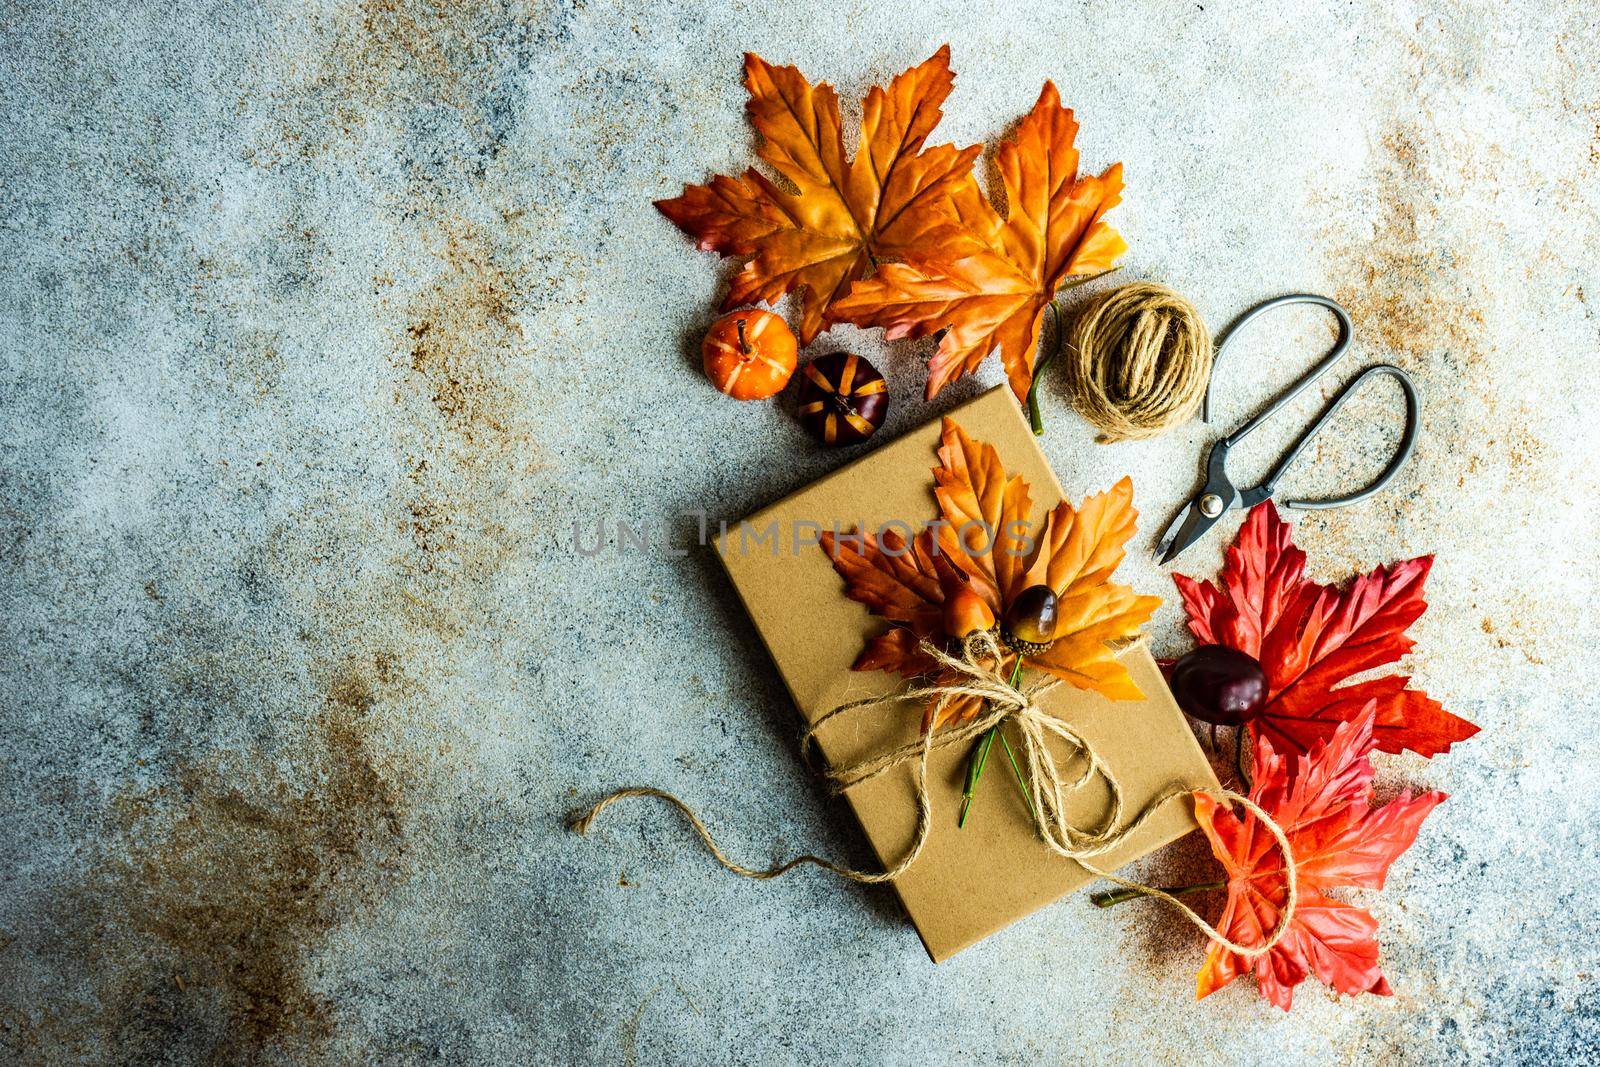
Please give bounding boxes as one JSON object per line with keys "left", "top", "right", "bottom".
{"left": 1155, "top": 293, "right": 1420, "bottom": 566}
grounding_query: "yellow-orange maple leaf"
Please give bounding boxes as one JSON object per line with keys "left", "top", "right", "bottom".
{"left": 821, "top": 418, "right": 1159, "bottom": 729}
{"left": 830, "top": 83, "right": 1128, "bottom": 402}
{"left": 655, "top": 48, "right": 982, "bottom": 343}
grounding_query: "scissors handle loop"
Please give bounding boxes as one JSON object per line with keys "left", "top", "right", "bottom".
{"left": 1269, "top": 364, "right": 1420, "bottom": 510}
{"left": 1206, "top": 293, "right": 1354, "bottom": 439}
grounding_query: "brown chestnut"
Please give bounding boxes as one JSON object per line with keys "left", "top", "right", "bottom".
{"left": 1004, "top": 584, "right": 1059, "bottom": 653}
{"left": 795, "top": 352, "right": 887, "bottom": 446}
{"left": 1168, "top": 645, "right": 1268, "bottom": 728}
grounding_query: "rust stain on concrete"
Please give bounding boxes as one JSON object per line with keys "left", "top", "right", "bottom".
{"left": 247, "top": 0, "right": 528, "bottom": 171}
{"left": 389, "top": 212, "right": 541, "bottom": 641}
{"left": 1332, "top": 126, "right": 1488, "bottom": 374}
{"left": 10, "top": 657, "right": 408, "bottom": 1062}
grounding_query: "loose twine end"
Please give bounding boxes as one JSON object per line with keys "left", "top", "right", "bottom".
{"left": 570, "top": 634, "right": 1296, "bottom": 960}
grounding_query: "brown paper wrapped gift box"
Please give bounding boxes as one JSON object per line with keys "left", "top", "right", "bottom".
{"left": 717, "top": 386, "right": 1219, "bottom": 962}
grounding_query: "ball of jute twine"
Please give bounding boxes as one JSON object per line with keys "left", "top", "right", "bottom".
{"left": 570, "top": 632, "right": 1298, "bottom": 961}
{"left": 1062, "top": 281, "right": 1212, "bottom": 443}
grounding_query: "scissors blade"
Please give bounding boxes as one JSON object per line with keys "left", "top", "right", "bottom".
{"left": 1153, "top": 504, "right": 1192, "bottom": 561}
{"left": 1156, "top": 499, "right": 1224, "bottom": 567}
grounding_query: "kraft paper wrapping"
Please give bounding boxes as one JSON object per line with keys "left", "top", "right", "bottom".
{"left": 718, "top": 387, "right": 1219, "bottom": 961}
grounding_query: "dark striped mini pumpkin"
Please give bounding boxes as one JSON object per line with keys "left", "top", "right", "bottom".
{"left": 794, "top": 352, "right": 888, "bottom": 446}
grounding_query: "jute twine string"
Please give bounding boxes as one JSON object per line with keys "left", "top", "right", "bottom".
{"left": 1062, "top": 282, "right": 1213, "bottom": 443}
{"left": 570, "top": 631, "right": 1298, "bottom": 959}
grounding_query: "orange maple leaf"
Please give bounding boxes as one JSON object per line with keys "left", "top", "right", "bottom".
{"left": 655, "top": 47, "right": 983, "bottom": 344}
{"left": 830, "top": 82, "right": 1127, "bottom": 402}
{"left": 821, "top": 418, "right": 1158, "bottom": 729}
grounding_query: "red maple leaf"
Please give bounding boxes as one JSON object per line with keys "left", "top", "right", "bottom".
{"left": 1173, "top": 502, "right": 1479, "bottom": 758}
{"left": 1194, "top": 707, "right": 1446, "bottom": 1009}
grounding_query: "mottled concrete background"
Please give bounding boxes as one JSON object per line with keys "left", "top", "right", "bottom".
{"left": 3, "top": 0, "right": 1598, "bottom": 1063}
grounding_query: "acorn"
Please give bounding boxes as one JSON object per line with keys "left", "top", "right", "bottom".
{"left": 701, "top": 309, "right": 796, "bottom": 400}
{"left": 795, "top": 352, "right": 888, "bottom": 446}
{"left": 1003, "top": 584, "right": 1059, "bottom": 655}
{"left": 943, "top": 586, "right": 996, "bottom": 639}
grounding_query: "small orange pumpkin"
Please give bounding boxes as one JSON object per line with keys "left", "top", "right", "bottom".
{"left": 701, "top": 309, "right": 797, "bottom": 400}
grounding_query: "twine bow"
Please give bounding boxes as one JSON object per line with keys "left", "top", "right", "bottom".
{"left": 570, "top": 632, "right": 1297, "bottom": 960}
